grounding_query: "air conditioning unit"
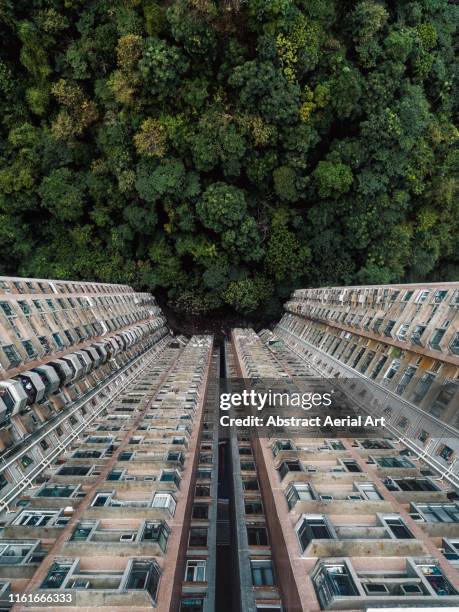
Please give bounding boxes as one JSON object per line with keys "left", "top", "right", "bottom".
{"left": 119, "top": 534, "right": 135, "bottom": 542}
{"left": 364, "top": 583, "right": 389, "bottom": 595}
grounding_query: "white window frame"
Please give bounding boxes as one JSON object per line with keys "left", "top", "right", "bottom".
{"left": 185, "top": 559, "right": 206, "bottom": 582}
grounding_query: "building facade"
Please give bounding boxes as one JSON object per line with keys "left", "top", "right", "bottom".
{"left": 0, "top": 278, "right": 457, "bottom": 612}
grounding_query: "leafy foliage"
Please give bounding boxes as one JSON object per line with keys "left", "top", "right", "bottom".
{"left": 0, "top": 0, "right": 457, "bottom": 318}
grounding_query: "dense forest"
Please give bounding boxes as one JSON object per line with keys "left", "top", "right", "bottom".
{"left": 0, "top": 0, "right": 457, "bottom": 320}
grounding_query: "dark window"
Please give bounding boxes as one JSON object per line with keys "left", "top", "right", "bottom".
{"left": 298, "top": 518, "right": 332, "bottom": 552}
{"left": 126, "top": 560, "right": 161, "bottom": 601}
{"left": 342, "top": 460, "right": 361, "bottom": 473}
{"left": 192, "top": 504, "right": 209, "bottom": 520}
{"left": 180, "top": 599, "right": 204, "bottom": 612}
{"left": 385, "top": 517, "right": 413, "bottom": 539}
{"left": 247, "top": 526, "right": 268, "bottom": 546}
{"left": 58, "top": 466, "right": 91, "bottom": 476}
{"left": 245, "top": 501, "right": 263, "bottom": 515}
{"left": 278, "top": 460, "right": 302, "bottom": 480}
{"left": 195, "top": 485, "right": 210, "bottom": 497}
{"left": 242, "top": 479, "right": 259, "bottom": 491}
{"left": 189, "top": 528, "right": 208, "bottom": 547}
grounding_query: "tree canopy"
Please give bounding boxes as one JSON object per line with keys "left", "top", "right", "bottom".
{"left": 0, "top": 0, "right": 457, "bottom": 317}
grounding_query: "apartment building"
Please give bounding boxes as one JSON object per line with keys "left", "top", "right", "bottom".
{"left": 275, "top": 283, "right": 459, "bottom": 487}
{"left": 0, "top": 276, "right": 458, "bottom": 611}
{"left": 229, "top": 325, "right": 459, "bottom": 611}
{"left": 0, "top": 276, "right": 218, "bottom": 611}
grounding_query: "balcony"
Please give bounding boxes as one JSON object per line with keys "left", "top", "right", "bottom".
{"left": 64, "top": 520, "right": 170, "bottom": 556}
{"left": 311, "top": 557, "right": 459, "bottom": 610}
{"left": 297, "top": 514, "right": 424, "bottom": 558}
{"left": 40, "top": 557, "right": 161, "bottom": 606}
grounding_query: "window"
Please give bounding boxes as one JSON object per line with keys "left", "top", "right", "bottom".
{"left": 195, "top": 485, "right": 210, "bottom": 497}
{"left": 152, "top": 493, "right": 176, "bottom": 516}
{"left": 395, "top": 366, "right": 416, "bottom": 395}
{"left": 119, "top": 451, "right": 133, "bottom": 461}
{"left": 357, "top": 483, "right": 382, "bottom": 500}
{"left": 375, "top": 456, "right": 414, "bottom": 468}
{"left": 52, "top": 333, "right": 64, "bottom": 349}
{"left": 272, "top": 440, "right": 294, "bottom": 456}
{"left": 450, "top": 332, "right": 459, "bottom": 356}
{"left": 412, "top": 373, "right": 435, "bottom": 403}
{"left": 370, "top": 356, "right": 387, "bottom": 380}
{"left": 278, "top": 460, "right": 302, "bottom": 480}
{"left": 58, "top": 466, "right": 91, "bottom": 476}
{"left": 359, "top": 439, "right": 392, "bottom": 450}
{"left": 313, "top": 562, "right": 358, "bottom": 607}
{"left": 433, "top": 290, "right": 448, "bottom": 303}
{"left": 20, "top": 455, "right": 33, "bottom": 468}
{"left": 167, "top": 451, "right": 184, "bottom": 464}
{"left": 2, "top": 345, "right": 21, "bottom": 368}
{"left": 297, "top": 516, "right": 333, "bottom": 552}
{"left": 242, "top": 479, "right": 259, "bottom": 491}
{"left": 389, "top": 478, "right": 438, "bottom": 492}
{"left": 397, "top": 323, "right": 410, "bottom": 341}
{"left": 74, "top": 450, "right": 101, "bottom": 459}
{"left": 185, "top": 560, "right": 206, "bottom": 582}
{"left": 107, "top": 469, "right": 123, "bottom": 481}
{"left": 141, "top": 522, "right": 169, "bottom": 551}
{"left": 411, "top": 325, "right": 426, "bottom": 345}
{"left": 14, "top": 510, "right": 61, "bottom": 527}
{"left": 384, "top": 359, "right": 400, "bottom": 381}
{"left": 341, "top": 460, "right": 361, "bottom": 473}
{"left": 383, "top": 516, "right": 413, "bottom": 539}
{"left": 180, "top": 598, "right": 204, "bottom": 611}
{"left": 245, "top": 501, "right": 263, "bottom": 515}
{"left": 192, "top": 504, "right": 209, "bottom": 520}
{"left": 418, "top": 430, "right": 429, "bottom": 443}
{"left": 358, "top": 351, "right": 375, "bottom": 374}
{"left": 42, "top": 561, "right": 72, "bottom": 589}
{"left": 160, "top": 470, "right": 181, "bottom": 488}
{"left": 383, "top": 320, "right": 396, "bottom": 337}
{"left": 37, "top": 485, "right": 76, "bottom": 498}
{"left": 430, "top": 328, "right": 446, "bottom": 351}
{"left": 126, "top": 560, "right": 161, "bottom": 602}
{"left": 92, "top": 493, "right": 112, "bottom": 507}
{"left": 251, "top": 560, "right": 275, "bottom": 586}
{"left": 286, "top": 483, "right": 314, "bottom": 509}
{"left": 438, "top": 445, "right": 454, "bottom": 462}
{"left": 70, "top": 522, "right": 96, "bottom": 541}
{"left": 0, "top": 302, "right": 15, "bottom": 317}
{"left": 416, "top": 290, "right": 430, "bottom": 303}
{"left": 247, "top": 526, "right": 268, "bottom": 546}
{"left": 21, "top": 340, "right": 37, "bottom": 360}
{"left": 415, "top": 503, "right": 459, "bottom": 523}
{"left": 189, "top": 528, "right": 208, "bottom": 547}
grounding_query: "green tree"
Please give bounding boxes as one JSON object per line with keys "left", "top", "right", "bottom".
{"left": 196, "top": 183, "right": 247, "bottom": 232}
